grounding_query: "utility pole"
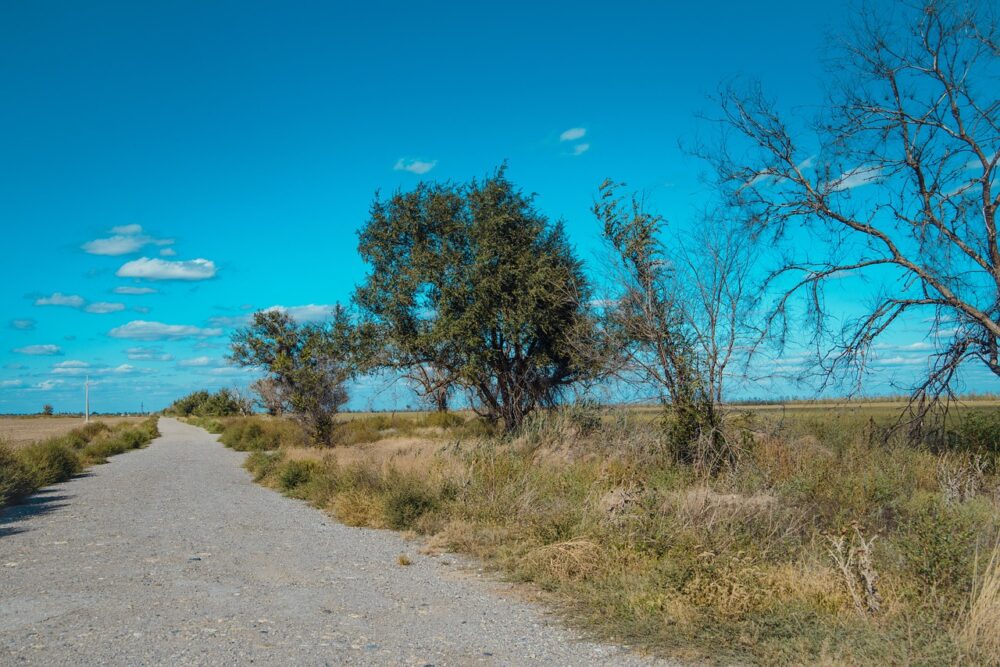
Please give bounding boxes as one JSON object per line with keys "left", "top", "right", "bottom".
{"left": 85, "top": 375, "right": 90, "bottom": 423}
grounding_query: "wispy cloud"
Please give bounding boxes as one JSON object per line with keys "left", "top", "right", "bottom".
{"left": 10, "top": 319, "right": 35, "bottom": 330}
{"left": 36, "top": 379, "right": 64, "bottom": 391}
{"left": 35, "top": 292, "right": 85, "bottom": 307}
{"left": 116, "top": 257, "right": 217, "bottom": 281}
{"left": 560, "top": 127, "right": 586, "bottom": 142}
{"left": 160, "top": 247, "right": 177, "bottom": 257}
{"left": 113, "top": 286, "right": 158, "bottom": 295}
{"left": 572, "top": 143, "right": 590, "bottom": 156}
{"left": 828, "top": 165, "right": 882, "bottom": 191}
{"left": 52, "top": 360, "right": 140, "bottom": 376}
{"left": 84, "top": 301, "right": 126, "bottom": 314}
{"left": 264, "top": 304, "right": 336, "bottom": 323}
{"left": 82, "top": 225, "right": 174, "bottom": 256}
{"left": 177, "top": 355, "right": 216, "bottom": 367}
{"left": 0, "top": 379, "right": 23, "bottom": 388}
{"left": 209, "top": 303, "right": 337, "bottom": 329}
{"left": 13, "top": 344, "right": 62, "bottom": 356}
{"left": 109, "top": 320, "right": 222, "bottom": 341}
{"left": 111, "top": 224, "right": 143, "bottom": 235}
{"left": 126, "top": 346, "right": 173, "bottom": 361}
{"left": 208, "top": 314, "right": 252, "bottom": 328}
{"left": 393, "top": 158, "right": 437, "bottom": 175}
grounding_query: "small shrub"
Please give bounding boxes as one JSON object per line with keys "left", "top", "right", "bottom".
{"left": 220, "top": 417, "right": 300, "bottom": 451}
{"left": 383, "top": 478, "right": 440, "bottom": 530}
{"left": 949, "top": 410, "right": 1000, "bottom": 454}
{"left": 278, "top": 460, "right": 318, "bottom": 492}
{"left": 0, "top": 446, "right": 34, "bottom": 504}
{"left": 78, "top": 421, "right": 111, "bottom": 441}
{"left": 19, "top": 441, "right": 81, "bottom": 487}
{"left": 421, "top": 411, "right": 466, "bottom": 429}
{"left": 245, "top": 451, "right": 282, "bottom": 482}
{"left": 896, "top": 493, "right": 982, "bottom": 590}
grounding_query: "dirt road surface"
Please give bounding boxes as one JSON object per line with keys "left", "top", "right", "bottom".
{"left": 0, "top": 418, "right": 664, "bottom": 666}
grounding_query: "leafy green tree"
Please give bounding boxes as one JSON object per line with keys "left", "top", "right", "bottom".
{"left": 41, "top": 404, "right": 53, "bottom": 416}
{"left": 356, "top": 167, "right": 596, "bottom": 430}
{"left": 229, "top": 307, "right": 352, "bottom": 444}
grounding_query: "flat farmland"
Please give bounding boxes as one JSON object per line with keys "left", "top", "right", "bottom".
{"left": 0, "top": 415, "right": 146, "bottom": 448}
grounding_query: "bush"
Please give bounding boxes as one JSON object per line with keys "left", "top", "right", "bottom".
{"left": 421, "top": 411, "right": 466, "bottom": 429}
{"left": 18, "top": 441, "right": 82, "bottom": 487}
{"left": 165, "top": 389, "right": 248, "bottom": 417}
{"left": 0, "top": 446, "right": 34, "bottom": 504}
{"left": 949, "top": 410, "right": 1000, "bottom": 454}
{"left": 245, "top": 451, "right": 282, "bottom": 482}
{"left": 383, "top": 477, "right": 440, "bottom": 529}
{"left": 278, "top": 460, "right": 318, "bottom": 492}
{"left": 219, "top": 417, "right": 301, "bottom": 451}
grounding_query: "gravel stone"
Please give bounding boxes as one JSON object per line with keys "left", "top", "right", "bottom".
{"left": 0, "top": 418, "right": 670, "bottom": 666}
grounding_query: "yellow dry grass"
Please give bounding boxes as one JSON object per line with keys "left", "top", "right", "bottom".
{"left": 960, "top": 538, "right": 1000, "bottom": 664}
{"left": 0, "top": 416, "right": 145, "bottom": 448}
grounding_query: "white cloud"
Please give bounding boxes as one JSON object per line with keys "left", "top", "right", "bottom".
{"left": 126, "top": 347, "right": 173, "bottom": 361}
{"left": 82, "top": 235, "right": 148, "bottom": 255}
{"left": 82, "top": 225, "right": 174, "bottom": 256}
{"left": 13, "top": 344, "right": 62, "bottom": 356}
{"left": 51, "top": 360, "right": 91, "bottom": 376}
{"left": 84, "top": 301, "right": 126, "bottom": 314}
{"left": 116, "top": 257, "right": 217, "bottom": 281}
{"left": 875, "top": 341, "right": 934, "bottom": 352}
{"left": 10, "top": 318, "right": 35, "bottom": 330}
{"left": 572, "top": 143, "right": 590, "bottom": 156}
{"left": 393, "top": 158, "right": 437, "bottom": 175}
{"left": 50, "top": 360, "right": 140, "bottom": 377}
{"left": 178, "top": 356, "right": 215, "bottom": 367}
{"left": 208, "top": 314, "right": 252, "bottom": 328}
{"left": 54, "top": 360, "right": 89, "bottom": 369}
{"left": 0, "top": 379, "right": 22, "bottom": 388}
{"left": 560, "top": 127, "right": 586, "bottom": 142}
{"left": 111, "top": 224, "right": 143, "bottom": 235}
{"left": 160, "top": 247, "right": 177, "bottom": 257}
{"left": 829, "top": 165, "right": 882, "bottom": 191}
{"left": 264, "top": 304, "right": 335, "bottom": 323}
{"left": 35, "top": 292, "right": 85, "bottom": 307}
{"left": 109, "top": 320, "right": 222, "bottom": 341}
{"left": 36, "top": 379, "right": 64, "bottom": 391}
{"left": 208, "top": 367, "right": 254, "bottom": 376}
{"left": 113, "top": 286, "right": 158, "bottom": 295}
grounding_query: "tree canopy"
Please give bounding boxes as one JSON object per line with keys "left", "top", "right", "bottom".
{"left": 355, "top": 167, "right": 597, "bottom": 430}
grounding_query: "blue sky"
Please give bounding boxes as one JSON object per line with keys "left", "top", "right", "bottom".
{"left": 2, "top": 1, "right": 995, "bottom": 413}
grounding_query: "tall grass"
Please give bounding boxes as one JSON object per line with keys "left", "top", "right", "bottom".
{"left": 0, "top": 417, "right": 160, "bottom": 506}
{"left": 214, "top": 407, "right": 1000, "bottom": 664}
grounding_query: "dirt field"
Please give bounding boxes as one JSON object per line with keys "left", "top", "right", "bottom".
{"left": 0, "top": 415, "right": 146, "bottom": 448}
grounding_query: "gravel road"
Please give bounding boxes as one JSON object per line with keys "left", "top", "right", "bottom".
{"left": 0, "top": 418, "right": 665, "bottom": 666}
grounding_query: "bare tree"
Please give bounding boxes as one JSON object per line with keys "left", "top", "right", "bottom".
{"left": 677, "top": 211, "right": 757, "bottom": 406}
{"left": 250, "top": 377, "right": 285, "bottom": 416}
{"left": 593, "top": 181, "right": 757, "bottom": 468}
{"left": 709, "top": 0, "right": 1000, "bottom": 411}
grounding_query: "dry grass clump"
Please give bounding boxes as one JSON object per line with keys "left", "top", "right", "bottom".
{"left": 959, "top": 538, "right": 1000, "bottom": 664}
{"left": 215, "top": 406, "right": 1000, "bottom": 665}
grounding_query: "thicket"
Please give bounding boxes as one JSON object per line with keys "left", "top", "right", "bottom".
{"left": 0, "top": 418, "right": 159, "bottom": 506}
{"left": 164, "top": 389, "right": 250, "bottom": 418}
